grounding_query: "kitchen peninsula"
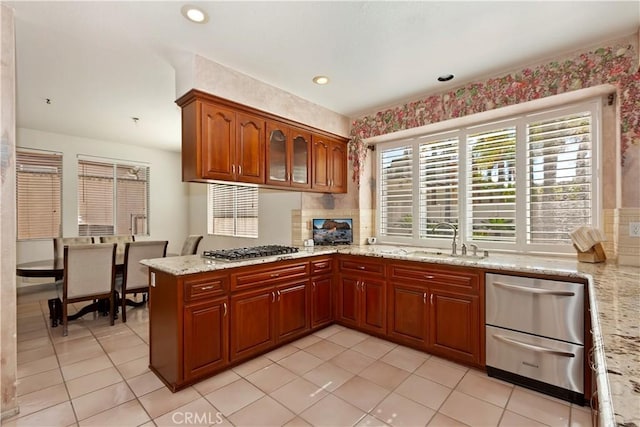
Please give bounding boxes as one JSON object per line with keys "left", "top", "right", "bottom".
{"left": 141, "top": 246, "right": 640, "bottom": 426}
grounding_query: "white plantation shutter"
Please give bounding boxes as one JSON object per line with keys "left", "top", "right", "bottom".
{"left": 419, "top": 137, "right": 459, "bottom": 239}
{"left": 527, "top": 111, "right": 592, "bottom": 244}
{"left": 209, "top": 183, "right": 258, "bottom": 238}
{"left": 16, "top": 149, "right": 62, "bottom": 240}
{"left": 468, "top": 127, "right": 517, "bottom": 242}
{"left": 379, "top": 145, "right": 413, "bottom": 237}
{"left": 78, "top": 159, "right": 149, "bottom": 236}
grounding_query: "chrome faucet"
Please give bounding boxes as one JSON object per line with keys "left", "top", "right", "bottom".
{"left": 432, "top": 222, "right": 458, "bottom": 256}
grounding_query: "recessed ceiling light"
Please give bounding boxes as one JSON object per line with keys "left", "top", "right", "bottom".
{"left": 437, "top": 74, "right": 454, "bottom": 82}
{"left": 181, "top": 5, "right": 209, "bottom": 24}
{"left": 312, "top": 75, "right": 330, "bottom": 85}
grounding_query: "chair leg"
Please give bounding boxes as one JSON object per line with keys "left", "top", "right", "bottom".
{"left": 62, "top": 300, "right": 68, "bottom": 337}
{"left": 109, "top": 292, "right": 115, "bottom": 326}
{"left": 121, "top": 291, "right": 127, "bottom": 323}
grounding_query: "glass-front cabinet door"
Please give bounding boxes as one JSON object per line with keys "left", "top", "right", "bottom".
{"left": 290, "top": 130, "right": 311, "bottom": 189}
{"left": 266, "top": 122, "right": 288, "bottom": 185}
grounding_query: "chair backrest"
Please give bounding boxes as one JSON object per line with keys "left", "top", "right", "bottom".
{"left": 123, "top": 241, "right": 168, "bottom": 292}
{"left": 64, "top": 243, "right": 116, "bottom": 299}
{"left": 54, "top": 237, "right": 94, "bottom": 260}
{"left": 100, "top": 235, "right": 135, "bottom": 256}
{"left": 180, "top": 235, "right": 203, "bottom": 256}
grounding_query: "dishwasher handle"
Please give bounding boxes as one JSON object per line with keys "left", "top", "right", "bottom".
{"left": 493, "top": 281, "right": 575, "bottom": 297}
{"left": 493, "top": 334, "right": 576, "bottom": 358}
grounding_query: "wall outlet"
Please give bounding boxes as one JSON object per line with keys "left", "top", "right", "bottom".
{"left": 630, "top": 222, "right": 640, "bottom": 237}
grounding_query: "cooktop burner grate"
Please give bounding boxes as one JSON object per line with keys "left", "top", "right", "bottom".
{"left": 202, "top": 245, "right": 299, "bottom": 261}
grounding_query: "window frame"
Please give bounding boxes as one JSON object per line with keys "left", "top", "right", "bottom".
{"left": 16, "top": 148, "right": 63, "bottom": 241}
{"left": 376, "top": 99, "right": 602, "bottom": 255}
{"left": 207, "top": 183, "right": 259, "bottom": 238}
{"left": 77, "top": 156, "right": 150, "bottom": 237}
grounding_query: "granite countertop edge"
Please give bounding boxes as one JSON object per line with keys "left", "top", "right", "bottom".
{"left": 141, "top": 245, "right": 639, "bottom": 426}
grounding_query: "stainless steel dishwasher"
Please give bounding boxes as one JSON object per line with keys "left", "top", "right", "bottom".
{"left": 485, "top": 272, "right": 585, "bottom": 404}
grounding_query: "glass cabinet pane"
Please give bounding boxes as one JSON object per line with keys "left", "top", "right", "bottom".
{"left": 292, "top": 135, "right": 309, "bottom": 184}
{"left": 268, "top": 129, "right": 287, "bottom": 182}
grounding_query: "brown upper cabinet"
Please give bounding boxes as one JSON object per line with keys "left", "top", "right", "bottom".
{"left": 176, "top": 89, "right": 347, "bottom": 193}
{"left": 266, "top": 121, "right": 311, "bottom": 189}
{"left": 312, "top": 135, "right": 348, "bottom": 193}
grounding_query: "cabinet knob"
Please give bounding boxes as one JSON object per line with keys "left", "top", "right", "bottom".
{"left": 424, "top": 275, "right": 434, "bottom": 279}
{"left": 271, "top": 291, "right": 276, "bottom": 303}
{"left": 430, "top": 294, "right": 434, "bottom": 305}
{"left": 200, "top": 285, "right": 214, "bottom": 291}
{"left": 277, "top": 290, "right": 281, "bottom": 301}
{"left": 423, "top": 292, "right": 427, "bottom": 304}
{"left": 223, "top": 302, "right": 227, "bottom": 316}
{"left": 270, "top": 273, "right": 280, "bottom": 278}
{"left": 238, "top": 165, "right": 242, "bottom": 175}
{"left": 358, "top": 266, "right": 365, "bottom": 270}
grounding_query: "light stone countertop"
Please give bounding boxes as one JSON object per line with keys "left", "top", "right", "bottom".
{"left": 141, "top": 245, "right": 639, "bottom": 426}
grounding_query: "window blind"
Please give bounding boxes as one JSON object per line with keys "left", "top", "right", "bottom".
{"left": 419, "top": 137, "right": 459, "bottom": 239}
{"left": 468, "top": 127, "right": 517, "bottom": 242}
{"left": 379, "top": 145, "right": 413, "bottom": 237}
{"left": 16, "top": 149, "right": 62, "bottom": 240}
{"left": 527, "top": 111, "right": 592, "bottom": 244}
{"left": 208, "top": 183, "right": 258, "bottom": 238}
{"left": 78, "top": 159, "right": 149, "bottom": 236}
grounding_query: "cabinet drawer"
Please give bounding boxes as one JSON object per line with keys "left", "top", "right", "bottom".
{"left": 340, "top": 257, "right": 385, "bottom": 276}
{"left": 184, "top": 273, "right": 229, "bottom": 302}
{"left": 389, "top": 263, "right": 479, "bottom": 292}
{"left": 232, "top": 261, "right": 309, "bottom": 291}
{"left": 310, "top": 257, "right": 333, "bottom": 275}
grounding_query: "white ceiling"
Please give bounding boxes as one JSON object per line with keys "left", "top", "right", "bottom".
{"left": 8, "top": 1, "right": 639, "bottom": 152}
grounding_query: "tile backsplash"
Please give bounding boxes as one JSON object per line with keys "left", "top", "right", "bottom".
{"left": 291, "top": 209, "right": 375, "bottom": 247}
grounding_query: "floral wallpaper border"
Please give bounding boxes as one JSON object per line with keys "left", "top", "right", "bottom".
{"left": 348, "top": 41, "right": 640, "bottom": 189}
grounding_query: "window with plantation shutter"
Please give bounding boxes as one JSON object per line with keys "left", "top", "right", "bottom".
{"left": 77, "top": 159, "right": 149, "bottom": 236}
{"left": 527, "top": 111, "right": 593, "bottom": 244}
{"left": 419, "top": 136, "right": 459, "bottom": 239}
{"left": 376, "top": 99, "right": 600, "bottom": 253}
{"left": 468, "top": 127, "right": 517, "bottom": 242}
{"left": 208, "top": 183, "right": 258, "bottom": 238}
{"left": 379, "top": 145, "right": 413, "bottom": 237}
{"left": 16, "top": 149, "right": 62, "bottom": 240}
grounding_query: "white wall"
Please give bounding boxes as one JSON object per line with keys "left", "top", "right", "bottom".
{"left": 188, "top": 184, "right": 302, "bottom": 250}
{"left": 16, "top": 128, "right": 189, "bottom": 266}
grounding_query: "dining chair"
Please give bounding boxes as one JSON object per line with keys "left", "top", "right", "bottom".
{"left": 60, "top": 243, "right": 116, "bottom": 336}
{"left": 100, "top": 235, "right": 135, "bottom": 256}
{"left": 119, "top": 240, "right": 168, "bottom": 322}
{"left": 180, "top": 235, "right": 203, "bottom": 256}
{"left": 53, "top": 236, "right": 94, "bottom": 260}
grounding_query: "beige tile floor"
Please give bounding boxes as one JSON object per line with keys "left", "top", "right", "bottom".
{"left": 6, "top": 286, "right": 593, "bottom": 427}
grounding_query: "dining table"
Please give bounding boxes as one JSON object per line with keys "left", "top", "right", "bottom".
{"left": 16, "top": 254, "right": 134, "bottom": 327}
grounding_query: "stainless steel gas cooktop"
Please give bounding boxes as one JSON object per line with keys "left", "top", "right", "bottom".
{"left": 202, "top": 245, "right": 299, "bottom": 261}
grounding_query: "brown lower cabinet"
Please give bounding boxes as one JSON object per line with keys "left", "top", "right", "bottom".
{"left": 385, "top": 261, "right": 483, "bottom": 367}
{"left": 149, "top": 254, "right": 485, "bottom": 392}
{"left": 184, "top": 297, "right": 229, "bottom": 380}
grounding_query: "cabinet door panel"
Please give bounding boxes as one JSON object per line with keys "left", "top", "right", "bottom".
{"left": 236, "top": 113, "right": 265, "bottom": 183}
{"left": 312, "top": 137, "right": 330, "bottom": 191}
{"left": 266, "top": 123, "right": 288, "bottom": 185}
{"left": 290, "top": 130, "right": 311, "bottom": 189}
{"left": 184, "top": 298, "right": 229, "bottom": 380}
{"left": 388, "top": 282, "right": 428, "bottom": 348}
{"left": 429, "top": 290, "right": 479, "bottom": 364}
{"left": 201, "top": 103, "right": 235, "bottom": 180}
{"left": 361, "top": 279, "right": 386, "bottom": 334}
{"left": 230, "top": 288, "right": 275, "bottom": 360}
{"left": 330, "top": 141, "right": 347, "bottom": 193}
{"left": 311, "top": 275, "right": 332, "bottom": 328}
{"left": 337, "top": 276, "right": 359, "bottom": 327}
{"left": 276, "top": 281, "right": 309, "bottom": 341}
